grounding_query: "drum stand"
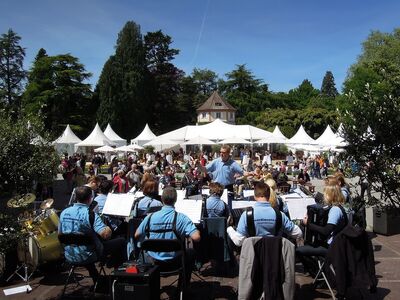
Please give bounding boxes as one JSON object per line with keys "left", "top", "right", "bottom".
{"left": 7, "top": 234, "right": 34, "bottom": 287}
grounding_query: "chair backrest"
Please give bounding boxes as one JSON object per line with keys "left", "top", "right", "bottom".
{"left": 58, "top": 233, "right": 95, "bottom": 246}
{"left": 140, "top": 238, "right": 183, "bottom": 253}
{"left": 203, "top": 217, "right": 230, "bottom": 262}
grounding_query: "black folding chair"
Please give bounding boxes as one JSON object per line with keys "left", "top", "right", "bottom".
{"left": 58, "top": 233, "right": 106, "bottom": 297}
{"left": 140, "top": 239, "right": 186, "bottom": 300}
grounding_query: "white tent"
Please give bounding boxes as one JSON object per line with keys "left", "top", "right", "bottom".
{"left": 94, "top": 145, "right": 116, "bottom": 153}
{"left": 143, "top": 137, "right": 178, "bottom": 150}
{"left": 76, "top": 123, "right": 116, "bottom": 147}
{"left": 131, "top": 124, "right": 157, "bottom": 146}
{"left": 53, "top": 124, "right": 82, "bottom": 156}
{"left": 218, "top": 137, "right": 252, "bottom": 144}
{"left": 288, "top": 125, "right": 317, "bottom": 147}
{"left": 156, "top": 119, "right": 274, "bottom": 143}
{"left": 181, "top": 136, "right": 215, "bottom": 145}
{"left": 272, "top": 126, "right": 288, "bottom": 141}
{"left": 316, "top": 125, "right": 337, "bottom": 147}
{"left": 104, "top": 124, "right": 126, "bottom": 147}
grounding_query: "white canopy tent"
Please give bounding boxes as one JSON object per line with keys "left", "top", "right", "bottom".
{"left": 94, "top": 145, "right": 116, "bottom": 153}
{"left": 76, "top": 123, "right": 116, "bottom": 148}
{"left": 155, "top": 119, "right": 274, "bottom": 143}
{"left": 143, "top": 137, "right": 179, "bottom": 151}
{"left": 131, "top": 124, "right": 157, "bottom": 146}
{"left": 181, "top": 136, "right": 215, "bottom": 145}
{"left": 53, "top": 124, "right": 82, "bottom": 156}
{"left": 272, "top": 126, "right": 288, "bottom": 141}
{"left": 218, "top": 137, "right": 252, "bottom": 144}
{"left": 104, "top": 124, "right": 126, "bottom": 147}
{"left": 288, "top": 125, "right": 316, "bottom": 146}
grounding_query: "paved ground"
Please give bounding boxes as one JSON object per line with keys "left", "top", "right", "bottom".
{"left": 1, "top": 176, "right": 399, "bottom": 299}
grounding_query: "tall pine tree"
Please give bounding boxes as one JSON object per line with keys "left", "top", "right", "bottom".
{"left": 144, "top": 30, "right": 183, "bottom": 133}
{"left": 96, "top": 21, "right": 148, "bottom": 139}
{"left": 0, "top": 29, "right": 26, "bottom": 117}
{"left": 320, "top": 71, "right": 338, "bottom": 97}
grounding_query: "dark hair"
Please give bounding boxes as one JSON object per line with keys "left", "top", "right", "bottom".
{"left": 142, "top": 180, "right": 158, "bottom": 196}
{"left": 254, "top": 181, "right": 271, "bottom": 199}
{"left": 87, "top": 175, "right": 101, "bottom": 184}
{"left": 161, "top": 187, "right": 177, "bottom": 205}
{"left": 75, "top": 186, "right": 93, "bottom": 203}
{"left": 99, "top": 180, "right": 113, "bottom": 195}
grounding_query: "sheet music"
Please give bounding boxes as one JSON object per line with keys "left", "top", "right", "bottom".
{"left": 285, "top": 197, "right": 316, "bottom": 220}
{"left": 202, "top": 189, "right": 210, "bottom": 196}
{"left": 176, "top": 189, "right": 186, "bottom": 201}
{"left": 232, "top": 200, "right": 256, "bottom": 209}
{"left": 243, "top": 190, "right": 254, "bottom": 197}
{"left": 221, "top": 189, "right": 228, "bottom": 204}
{"left": 102, "top": 193, "right": 136, "bottom": 217}
{"left": 134, "top": 191, "right": 144, "bottom": 199}
{"left": 175, "top": 199, "right": 203, "bottom": 224}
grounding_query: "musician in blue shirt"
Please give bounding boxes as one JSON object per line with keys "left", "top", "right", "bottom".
{"left": 135, "top": 180, "right": 163, "bottom": 217}
{"left": 59, "top": 186, "right": 127, "bottom": 282}
{"left": 296, "top": 182, "right": 347, "bottom": 275}
{"left": 227, "top": 182, "right": 302, "bottom": 246}
{"left": 135, "top": 187, "right": 201, "bottom": 286}
{"left": 206, "top": 182, "right": 229, "bottom": 218}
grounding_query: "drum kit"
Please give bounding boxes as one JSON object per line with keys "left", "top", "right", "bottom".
{"left": 6, "top": 193, "right": 62, "bottom": 283}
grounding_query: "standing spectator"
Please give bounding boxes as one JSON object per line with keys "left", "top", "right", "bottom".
{"left": 113, "top": 170, "right": 129, "bottom": 193}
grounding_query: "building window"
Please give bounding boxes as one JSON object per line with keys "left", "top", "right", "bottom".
{"left": 215, "top": 102, "right": 222, "bottom": 107}
{"left": 202, "top": 112, "right": 206, "bottom": 118}
{"left": 216, "top": 112, "right": 221, "bottom": 118}
{"left": 230, "top": 112, "right": 234, "bottom": 119}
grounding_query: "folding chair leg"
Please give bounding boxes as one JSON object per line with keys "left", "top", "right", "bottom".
{"left": 313, "top": 260, "right": 335, "bottom": 300}
{"left": 62, "top": 266, "right": 75, "bottom": 297}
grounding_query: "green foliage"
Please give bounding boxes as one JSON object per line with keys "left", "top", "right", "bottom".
{"left": 96, "top": 21, "right": 147, "bottom": 139}
{"left": 0, "top": 114, "right": 59, "bottom": 195}
{"left": 255, "top": 107, "right": 339, "bottom": 139}
{"left": 144, "top": 30, "right": 184, "bottom": 133}
{"left": 0, "top": 29, "right": 27, "bottom": 117}
{"left": 287, "top": 79, "right": 320, "bottom": 108}
{"left": 0, "top": 213, "right": 23, "bottom": 253}
{"left": 341, "top": 29, "right": 400, "bottom": 210}
{"left": 320, "top": 71, "right": 339, "bottom": 97}
{"left": 22, "top": 51, "right": 93, "bottom": 138}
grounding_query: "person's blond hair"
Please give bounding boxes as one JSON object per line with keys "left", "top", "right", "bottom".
{"left": 265, "top": 178, "right": 278, "bottom": 208}
{"left": 323, "top": 184, "right": 345, "bottom": 206}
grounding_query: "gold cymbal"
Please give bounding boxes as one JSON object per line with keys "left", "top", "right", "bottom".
{"left": 7, "top": 193, "right": 36, "bottom": 208}
{"left": 40, "top": 198, "right": 54, "bottom": 210}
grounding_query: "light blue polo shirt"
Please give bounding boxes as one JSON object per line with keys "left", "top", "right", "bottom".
{"left": 136, "top": 196, "right": 163, "bottom": 217}
{"left": 236, "top": 202, "right": 294, "bottom": 237}
{"left": 327, "top": 206, "right": 346, "bottom": 244}
{"left": 59, "top": 203, "right": 106, "bottom": 264}
{"left": 206, "top": 158, "right": 244, "bottom": 186}
{"left": 136, "top": 206, "right": 197, "bottom": 261}
{"left": 206, "top": 195, "right": 228, "bottom": 217}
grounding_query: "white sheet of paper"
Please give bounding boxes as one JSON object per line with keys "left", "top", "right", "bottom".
{"left": 202, "top": 189, "right": 210, "bottom": 195}
{"left": 221, "top": 189, "right": 228, "bottom": 204}
{"left": 243, "top": 190, "right": 254, "bottom": 197}
{"left": 176, "top": 189, "right": 186, "bottom": 201}
{"left": 102, "top": 193, "right": 136, "bottom": 217}
{"left": 232, "top": 200, "right": 256, "bottom": 209}
{"left": 285, "top": 197, "right": 316, "bottom": 220}
{"left": 3, "top": 285, "right": 32, "bottom": 296}
{"left": 134, "top": 191, "right": 144, "bottom": 199}
{"left": 175, "top": 199, "right": 203, "bottom": 224}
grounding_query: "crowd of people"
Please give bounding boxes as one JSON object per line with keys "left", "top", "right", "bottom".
{"left": 56, "top": 145, "right": 374, "bottom": 298}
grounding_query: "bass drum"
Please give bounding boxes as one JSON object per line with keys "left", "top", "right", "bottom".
{"left": 17, "top": 232, "right": 62, "bottom": 270}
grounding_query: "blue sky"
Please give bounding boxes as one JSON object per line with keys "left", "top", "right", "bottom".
{"left": 1, "top": 0, "right": 399, "bottom": 92}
